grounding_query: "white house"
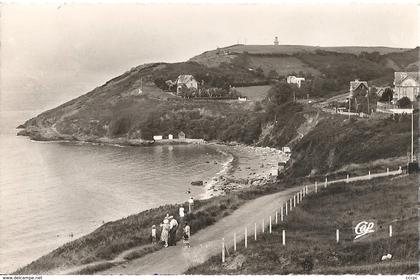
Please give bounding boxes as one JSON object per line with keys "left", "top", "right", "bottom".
{"left": 287, "top": 76, "right": 305, "bottom": 88}
{"left": 168, "top": 134, "right": 173, "bottom": 140}
{"left": 176, "top": 75, "right": 198, "bottom": 95}
{"left": 238, "top": 97, "right": 247, "bottom": 101}
{"left": 282, "top": 147, "right": 291, "bottom": 154}
{"left": 393, "top": 72, "right": 420, "bottom": 101}
{"left": 153, "top": 135, "right": 163, "bottom": 141}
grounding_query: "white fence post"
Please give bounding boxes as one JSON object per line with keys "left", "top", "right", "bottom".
{"left": 275, "top": 211, "right": 278, "bottom": 224}
{"left": 387, "top": 167, "right": 389, "bottom": 174}
{"left": 289, "top": 198, "right": 293, "bottom": 211}
{"left": 245, "top": 227, "right": 248, "bottom": 248}
{"left": 285, "top": 202, "right": 288, "bottom": 216}
{"left": 368, "top": 170, "right": 371, "bottom": 180}
{"left": 262, "top": 219, "right": 265, "bottom": 233}
{"left": 305, "top": 185, "right": 308, "bottom": 195}
{"left": 293, "top": 195, "right": 296, "bottom": 207}
{"left": 282, "top": 230, "right": 286, "bottom": 246}
{"left": 315, "top": 181, "right": 318, "bottom": 193}
{"left": 269, "top": 216, "right": 272, "bottom": 234}
{"left": 233, "top": 232, "right": 236, "bottom": 251}
{"left": 325, "top": 177, "right": 328, "bottom": 188}
{"left": 281, "top": 204, "right": 284, "bottom": 221}
{"left": 346, "top": 174, "right": 349, "bottom": 183}
{"left": 336, "top": 229, "right": 340, "bottom": 243}
{"left": 254, "top": 223, "right": 257, "bottom": 241}
{"left": 222, "top": 238, "right": 225, "bottom": 263}
{"left": 389, "top": 225, "right": 393, "bottom": 237}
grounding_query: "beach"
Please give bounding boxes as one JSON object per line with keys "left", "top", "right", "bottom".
{"left": 203, "top": 143, "right": 289, "bottom": 198}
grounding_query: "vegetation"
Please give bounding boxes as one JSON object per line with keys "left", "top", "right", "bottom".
{"left": 186, "top": 174, "right": 418, "bottom": 275}
{"left": 285, "top": 112, "right": 416, "bottom": 178}
{"left": 397, "top": 97, "right": 412, "bottom": 108}
{"left": 379, "top": 88, "right": 394, "bottom": 102}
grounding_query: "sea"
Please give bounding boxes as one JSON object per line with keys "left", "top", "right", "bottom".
{"left": 0, "top": 110, "right": 231, "bottom": 273}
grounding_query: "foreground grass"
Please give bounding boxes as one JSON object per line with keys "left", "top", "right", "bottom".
{"left": 187, "top": 174, "right": 418, "bottom": 275}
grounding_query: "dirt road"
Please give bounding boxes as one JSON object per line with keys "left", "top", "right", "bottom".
{"left": 100, "top": 186, "right": 301, "bottom": 275}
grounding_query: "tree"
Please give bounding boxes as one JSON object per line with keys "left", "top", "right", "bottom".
{"left": 379, "top": 88, "right": 393, "bottom": 103}
{"left": 266, "top": 81, "right": 293, "bottom": 105}
{"left": 255, "top": 67, "right": 265, "bottom": 77}
{"left": 268, "top": 69, "right": 279, "bottom": 80}
{"left": 397, "top": 97, "right": 412, "bottom": 108}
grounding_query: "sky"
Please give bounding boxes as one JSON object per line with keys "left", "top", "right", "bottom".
{"left": 1, "top": 3, "right": 419, "bottom": 112}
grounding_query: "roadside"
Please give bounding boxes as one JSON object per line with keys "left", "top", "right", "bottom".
{"left": 187, "top": 173, "right": 418, "bottom": 275}
{"left": 95, "top": 169, "right": 403, "bottom": 275}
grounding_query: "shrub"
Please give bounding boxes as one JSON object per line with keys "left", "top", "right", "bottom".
{"left": 397, "top": 97, "right": 412, "bottom": 108}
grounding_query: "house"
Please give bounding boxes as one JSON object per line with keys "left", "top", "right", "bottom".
{"left": 153, "top": 135, "right": 163, "bottom": 141}
{"left": 168, "top": 134, "right": 173, "bottom": 140}
{"left": 349, "top": 80, "right": 369, "bottom": 97}
{"left": 176, "top": 75, "right": 198, "bottom": 96}
{"left": 238, "top": 97, "right": 247, "bottom": 101}
{"left": 393, "top": 72, "right": 420, "bottom": 102}
{"left": 282, "top": 147, "right": 291, "bottom": 154}
{"left": 349, "top": 80, "right": 376, "bottom": 113}
{"left": 286, "top": 76, "right": 305, "bottom": 88}
{"left": 178, "top": 131, "right": 186, "bottom": 139}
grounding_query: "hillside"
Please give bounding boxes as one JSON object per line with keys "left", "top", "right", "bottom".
{"left": 18, "top": 44, "right": 419, "bottom": 151}
{"left": 284, "top": 112, "right": 416, "bottom": 178}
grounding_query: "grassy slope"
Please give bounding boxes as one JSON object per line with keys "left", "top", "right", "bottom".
{"left": 187, "top": 174, "right": 418, "bottom": 275}
{"left": 285, "top": 113, "right": 416, "bottom": 178}
{"left": 247, "top": 56, "right": 321, "bottom": 76}
{"left": 221, "top": 45, "right": 409, "bottom": 55}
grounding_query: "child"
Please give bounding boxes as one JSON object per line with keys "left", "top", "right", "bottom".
{"left": 151, "top": 225, "right": 157, "bottom": 244}
{"left": 183, "top": 222, "right": 191, "bottom": 248}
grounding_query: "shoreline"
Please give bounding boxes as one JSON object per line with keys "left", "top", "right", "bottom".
{"left": 18, "top": 132, "right": 288, "bottom": 199}
{"left": 202, "top": 142, "right": 289, "bottom": 198}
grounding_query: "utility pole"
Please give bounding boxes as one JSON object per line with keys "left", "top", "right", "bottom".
{"left": 367, "top": 89, "right": 370, "bottom": 116}
{"left": 348, "top": 96, "right": 351, "bottom": 121}
{"left": 411, "top": 104, "right": 414, "bottom": 162}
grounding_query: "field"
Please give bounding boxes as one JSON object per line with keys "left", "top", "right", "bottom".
{"left": 234, "top": 85, "right": 271, "bottom": 101}
{"left": 248, "top": 56, "right": 321, "bottom": 76}
{"left": 222, "top": 45, "right": 409, "bottom": 55}
{"left": 186, "top": 174, "right": 418, "bottom": 275}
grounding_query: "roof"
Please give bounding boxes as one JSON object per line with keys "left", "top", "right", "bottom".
{"left": 350, "top": 80, "right": 368, "bottom": 92}
{"left": 394, "top": 72, "right": 420, "bottom": 86}
{"left": 177, "top": 75, "right": 196, "bottom": 84}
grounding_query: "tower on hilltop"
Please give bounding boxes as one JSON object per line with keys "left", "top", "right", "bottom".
{"left": 274, "top": 36, "right": 279, "bottom": 46}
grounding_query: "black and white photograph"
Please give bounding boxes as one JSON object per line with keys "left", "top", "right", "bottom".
{"left": 0, "top": 0, "right": 419, "bottom": 277}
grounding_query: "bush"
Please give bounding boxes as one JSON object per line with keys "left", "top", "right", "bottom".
{"left": 397, "top": 97, "right": 412, "bottom": 108}
{"left": 379, "top": 88, "right": 393, "bottom": 102}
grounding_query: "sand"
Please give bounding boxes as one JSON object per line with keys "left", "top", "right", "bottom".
{"left": 202, "top": 143, "right": 290, "bottom": 198}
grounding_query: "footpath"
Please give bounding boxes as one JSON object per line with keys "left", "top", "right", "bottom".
{"left": 94, "top": 169, "right": 401, "bottom": 275}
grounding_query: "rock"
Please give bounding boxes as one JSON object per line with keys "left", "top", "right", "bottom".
{"left": 191, "top": 180, "right": 204, "bottom": 186}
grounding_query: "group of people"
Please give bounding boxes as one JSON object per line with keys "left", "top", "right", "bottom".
{"left": 151, "top": 206, "right": 191, "bottom": 248}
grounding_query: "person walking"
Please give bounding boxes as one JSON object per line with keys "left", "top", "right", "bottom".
{"left": 179, "top": 206, "right": 185, "bottom": 220}
{"left": 169, "top": 216, "right": 179, "bottom": 246}
{"left": 151, "top": 225, "right": 157, "bottom": 244}
{"left": 183, "top": 222, "right": 191, "bottom": 248}
{"left": 160, "top": 217, "right": 170, "bottom": 247}
{"left": 188, "top": 196, "right": 194, "bottom": 214}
